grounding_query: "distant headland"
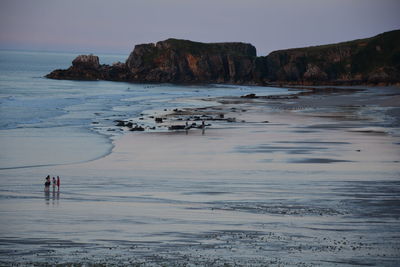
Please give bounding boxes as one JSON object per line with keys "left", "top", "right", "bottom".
{"left": 46, "top": 30, "right": 400, "bottom": 86}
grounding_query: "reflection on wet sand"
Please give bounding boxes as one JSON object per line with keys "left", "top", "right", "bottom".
{"left": 1, "top": 86, "right": 399, "bottom": 266}
{"left": 44, "top": 188, "right": 59, "bottom": 205}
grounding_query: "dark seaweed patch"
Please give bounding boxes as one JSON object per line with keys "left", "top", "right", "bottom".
{"left": 288, "top": 158, "right": 353, "bottom": 164}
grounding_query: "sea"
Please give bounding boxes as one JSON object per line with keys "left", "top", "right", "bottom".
{"left": 0, "top": 50, "right": 399, "bottom": 266}
{"left": 0, "top": 50, "right": 291, "bottom": 170}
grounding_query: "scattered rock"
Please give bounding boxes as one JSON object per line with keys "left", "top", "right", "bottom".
{"left": 241, "top": 93, "right": 257, "bottom": 98}
{"left": 130, "top": 126, "right": 145, "bottom": 131}
{"left": 168, "top": 125, "right": 186, "bottom": 130}
{"left": 115, "top": 120, "right": 125, "bottom": 127}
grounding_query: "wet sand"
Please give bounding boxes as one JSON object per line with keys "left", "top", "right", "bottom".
{"left": 1, "top": 86, "right": 400, "bottom": 266}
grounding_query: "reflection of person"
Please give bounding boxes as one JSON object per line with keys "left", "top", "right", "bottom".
{"left": 57, "top": 176, "right": 60, "bottom": 190}
{"left": 44, "top": 189, "right": 50, "bottom": 205}
{"left": 44, "top": 175, "right": 51, "bottom": 190}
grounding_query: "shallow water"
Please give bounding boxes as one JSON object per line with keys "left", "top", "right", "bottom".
{"left": 1, "top": 163, "right": 399, "bottom": 266}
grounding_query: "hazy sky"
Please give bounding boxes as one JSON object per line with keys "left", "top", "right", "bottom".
{"left": 0, "top": 0, "right": 399, "bottom": 56}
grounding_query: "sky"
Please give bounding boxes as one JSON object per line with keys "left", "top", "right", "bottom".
{"left": 0, "top": 0, "right": 399, "bottom": 56}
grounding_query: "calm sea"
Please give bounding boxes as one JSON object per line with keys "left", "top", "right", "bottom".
{"left": 0, "top": 50, "right": 291, "bottom": 170}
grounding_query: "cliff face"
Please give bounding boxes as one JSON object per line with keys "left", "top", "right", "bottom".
{"left": 259, "top": 30, "right": 400, "bottom": 85}
{"left": 125, "top": 39, "right": 257, "bottom": 83}
{"left": 46, "top": 30, "right": 400, "bottom": 85}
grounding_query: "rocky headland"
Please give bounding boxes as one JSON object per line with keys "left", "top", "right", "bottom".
{"left": 46, "top": 30, "right": 400, "bottom": 85}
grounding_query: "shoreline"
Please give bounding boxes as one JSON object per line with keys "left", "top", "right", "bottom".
{"left": 74, "top": 84, "right": 400, "bottom": 178}
{"left": 112, "top": 85, "right": 400, "bottom": 136}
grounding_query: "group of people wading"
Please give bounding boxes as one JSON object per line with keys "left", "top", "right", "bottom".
{"left": 44, "top": 175, "right": 60, "bottom": 191}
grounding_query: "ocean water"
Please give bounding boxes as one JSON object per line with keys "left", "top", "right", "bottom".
{"left": 0, "top": 50, "right": 291, "bottom": 170}
{"left": 1, "top": 50, "right": 400, "bottom": 266}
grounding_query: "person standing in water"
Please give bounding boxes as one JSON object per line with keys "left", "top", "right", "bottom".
{"left": 57, "top": 176, "right": 60, "bottom": 191}
{"left": 44, "top": 175, "right": 51, "bottom": 191}
{"left": 185, "top": 120, "right": 190, "bottom": 135}
{"left": 52, "top": 177, "right": 56, "bottom": 190}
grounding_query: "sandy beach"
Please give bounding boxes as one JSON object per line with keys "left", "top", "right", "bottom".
{"left": 1, "top": 86, "right": 400, "bottom": 266}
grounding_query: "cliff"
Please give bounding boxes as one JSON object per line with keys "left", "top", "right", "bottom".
{"left": 46, "top": 30, "right": 400, "bottom": 85}
{"left": 125, "top": 38, "right": 256, "bottom": 83}
{"left": 259, "top": 30, "right": 400, "bottom": 85}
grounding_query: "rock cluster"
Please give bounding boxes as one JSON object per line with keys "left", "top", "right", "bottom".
{"left": 46, "top": 30, "right": 400, "bottom": 85}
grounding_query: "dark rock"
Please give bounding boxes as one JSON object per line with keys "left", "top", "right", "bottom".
{"left": 241, "top": 93, "right": 257, "bottom": 98}
{"left": 168, "top": 125, "right": 186, "bottom": 130}
{"left": 46, "top": 54, "right": 129, "bottom": 81}
{"left": 130, "top": 126, "right": 145, "bottom": 131}
{"left": 115, "top": 120, "right": 125, "bottom": 127}
{"left": 125, "top": 38, "right": 257, "bottom": 83}
{"left": 125, "top": 122, "right": 134, "bottom": 128}
{"left": 155, "top": 117, "right": 163, "bottom": 123}
{"left": 262, "top": 95, "right": 299, "bottom": 100}
{"left": 258, "top": 30, "right": 400, "bottom": 85}
{"left": 72, "top": 55, "right": 100, "bottom": 69}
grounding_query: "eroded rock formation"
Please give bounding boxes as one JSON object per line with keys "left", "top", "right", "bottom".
{"left": 46, "top": 30, "right": 400, "bottom": 85}
{"left": 123, "top": 39, "right": 257, "bottom": 83}
{"left": 259, "top": 30, "right": 400, "bottom": 85}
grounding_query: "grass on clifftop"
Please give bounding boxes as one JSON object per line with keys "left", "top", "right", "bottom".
{"left": 160, "top": 38, "right": 257, "bottom": 57}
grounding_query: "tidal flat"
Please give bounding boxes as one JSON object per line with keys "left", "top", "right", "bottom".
{"left": 1, "top": 85, "right": 399, "bottom": 266}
